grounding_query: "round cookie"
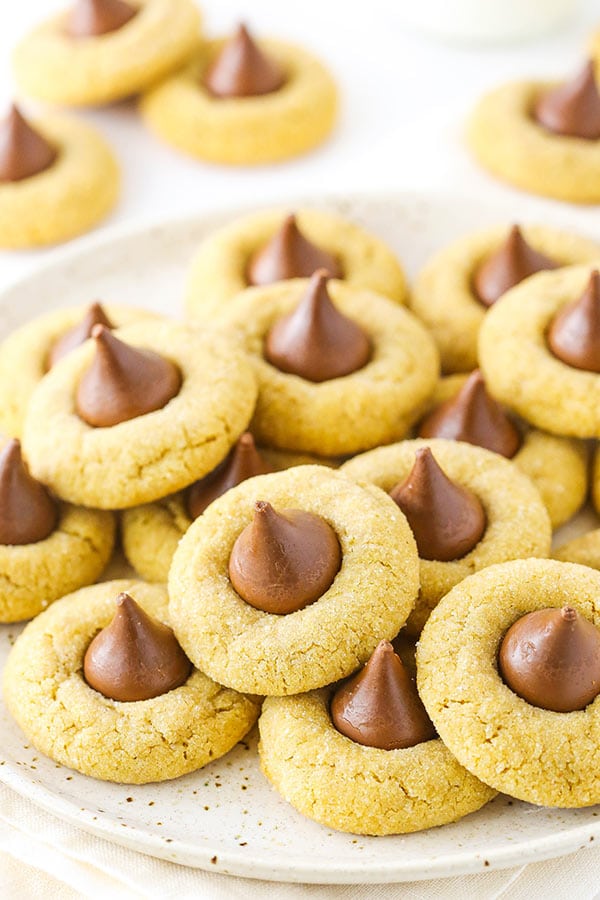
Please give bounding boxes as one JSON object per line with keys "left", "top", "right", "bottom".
{"left": 554, "top": 528, "right": 600, "bottom": 569}
{"left": 2, "top": 580, "right": 260, "bottom": 783}
{"left": 417, "top": 559, "right": 600, "bottom": 807}
{"left": 0, "top": 114, "right": 119, "bottom": 248}
{"left": 121, "top": 448, "right": 336, "bottom": 583}
{"left": 0, "top": 501, "right": 115, "bottom": 624}
{"left": 140, "top": 36, "right": 336, "bottom": 165}
{"left": 513, "top": 429, "right": 588, "bottom": 529}
{"left": 259, "top": 688, "right": 495, "bottom": 836}
{"left": 467, "top": 77, "right": 600, "bottom": 203}
{"left": 22, "top": 320, "right": 257, "bottom": 509}
{"left": 410, "top": 225, "right": 600, "bottom": 374}
{"left": 341, "top": 438, "right": 552, "bottom": 635}
{"left": 0, "top": 303, "right": 157, "bottom": 438}
{"left": 420, "top": 374, "right": 588, "bottom": 529}
{"left": 184, "top": 208, "right": 407, "bottom": 320}
{"left": 214, "top": 279, "right": 439, "bottom": 457}
{"left": 122, "top": 494, "right": 190, "bottom": 584}
{"left": 592, "top": 449, "right": 600, "bottom": 518}
{"left": 479, "top": 264, "right": 600, "bottom": 438}
{"left": 168, "top": 466, "right": 419, "bottom": 696}
{"left": 13, "top": 0, "right": 201, "bottom": 107}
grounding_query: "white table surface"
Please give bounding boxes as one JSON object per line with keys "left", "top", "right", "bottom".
{"left": 1, "top": 1, "right": 600, "bottom": 897}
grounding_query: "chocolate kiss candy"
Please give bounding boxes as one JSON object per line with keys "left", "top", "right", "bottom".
{"left": 247, "top": 214, "right": 342, "bottom": 286}
{"left": 498, "top": 606, "right": 600, "bottom": 712}
{"left": 547, "top": 271, "right": 600, "bottom": 373}
{"left": 389, "top": 447, "right": 486, "bottom": 562}
{"left": 418, "top": 369, "right": 522, "bottom": 459}
{"left": 264, "top": 270, "right": 371, "bottom": 382}
{"left": 66, "top": 0, "right": 137, "bottom": 38}
{"left": 473, "top": 225, "right": 557, "bottom": 308}
{"left": 187, "top": 432, "right": 274, "bottom": 519}
{"left": 534, "top": 60, "right": 600, "bottom": 141}
{"left": 0, "top": 439, "right": 57, "bottom": 545}
{"left": 228, "top": 500, "right": 341, "bottom": 614}
{"left": 84, "top": 593, "right": 191, "bottom": 702}
{"left": 330, "top": 640, "right": 436, "bottom": 750}
{"left": 0, "top": 105, "right": 57, "bottom": 183}
{"left": 203, "top": 23, "right": 285, "bottom": 98}
{"left": 76, "top": 325, "right": 182, "bottom": 427}
{"left": 48, "top": 302, "right": 114, "bottom": 369}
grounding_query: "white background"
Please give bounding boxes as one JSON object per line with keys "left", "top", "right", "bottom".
{"left": 0, "top": 0, "right": 599, "bottom": 289}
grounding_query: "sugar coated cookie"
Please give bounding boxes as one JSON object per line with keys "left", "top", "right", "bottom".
{"left": 418, "top": 559, "right": 600, "bottom": 807}
{"left": 140, "top": 26, "right": 337, "bottom": 165}
{"left": 3, "top": 580, "right": 260, "bottom": 783}
{"left": 13, "top": 0, "right": 201, "bottom": 107}
{"left": 169, "top": 466, "right": 419, "bottom": 696}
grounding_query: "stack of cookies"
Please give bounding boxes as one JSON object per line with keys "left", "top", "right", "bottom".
{"left": 3, "top": 204, "right": 600, "bottom": 837}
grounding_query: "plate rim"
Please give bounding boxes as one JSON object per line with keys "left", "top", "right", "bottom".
{"left": 2, "top": 763, "right": 599, "bottom": 883}
{"left": 0, "top": 185, "right": 595, "bottom": 300}
{"left": 1, "top": 188, "right": 599, "bottom": 883}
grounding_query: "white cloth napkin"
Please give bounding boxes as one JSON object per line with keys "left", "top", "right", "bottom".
{"left": 1, "top": 782, "right": 600, "bottom": 900}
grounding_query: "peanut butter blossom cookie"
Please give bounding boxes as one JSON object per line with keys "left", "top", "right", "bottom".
{"left": 554, "top": 528, "right": 600, "bottom": 570}
{"left": 22, "top": 320, "right": 257, "bottom": 508}
{"left": 3, "top": 580, "right": 260, "bottom": 783}
{"left": 13, "top": 0, "right": 201, "bottom": 107}
{"left": 0, "top": 439, "right": 115, "bottom": 623}
{"left": 467, "top": 60, "right": 600, "bottom": 203}
{"left": 480, "top": 265, "right": 600, "bottom": 438}
{"left": 185, "top": 208, "right": 407, "bottom": 320}
{"left": 214, "top": 272, "right": 438, "bottom": 457}
{"left": 341, "top": 438, "right": 551, "bottom": 634}
{"left": 0, "top": 301, "right": 156, "bottom": 437}
{"left": 140, "top": 24, "right": 337, "bottom": 165}
{"left": 0, "top": 105, "right": 119, "bottom": 248}
{"left": 168, "top": 465, "right": 419, "bottom": 696}
{"left": 410, "top": 224, "right": 600, "bottom": 373}
{"left": 417, "top": 370, "right": 588, "bottom": 528}
{"left": 418, "top": 559, "right": 600, "bottom": 807}
{"left": 259, "top": 640, "right": 495, "bottom": 835}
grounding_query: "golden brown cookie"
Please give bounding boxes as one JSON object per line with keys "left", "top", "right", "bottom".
{"left": 418, "top": 559, "right": 600, "bottom": 807}
{"left": 410, "top": 225, "right": 600, "bottom": 373}
{"left": 184, "top": 208, "right": 407, "bottom": 320}
{"left": 3, "top": 580, "right": 260, "bottom": 783}
{"left": 140, "top": 33, "right": 337, "bottom": 165}
{"left": 419, "top": 374, "right": 588, "bottom": 529}
{"left": 554, "top": 528, "right": 600, "bottom": 569}
{"left": 0, "top": 501, "right": 115, "bottom": 623}
{"left": 341, "top": 438, "right": 552, "bottom": 634}
{"left": 13, "top": 0, "right": 201, "bottom": 107}
{"left": 168, "top": 466, "right": 419, "bottom": 696}
{"left": 259, "top": 688, "right": 495, "bottom": 835}
{"left": 121, "top": 494, "right": 190, "bottom": 584}
{"left": 479, "top": 264, "right": 600, "bottom": 437}
{"left": 22, "top": 321, "right": 257, "bottom": 508}
{"left": 592, "top": 449, "right": 600, "bottom": 519}
{"left": 214, "top": 278, "right": 439, "bottom": 457}
{"left": 467, "top": 75, "right": 600, "bottom": 203}
{"left": 0, "top": 303, "right": 156, "bottom": 438}
{"left": 0, "top": 436, "right": 115, "bottom": 622}
{"left": 0, "top": 114, "right": 119, "bottom": 248}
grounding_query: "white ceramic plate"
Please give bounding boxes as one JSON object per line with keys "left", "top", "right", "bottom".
{"left": 1, "top": 191, "right": 600, "bottom": 884}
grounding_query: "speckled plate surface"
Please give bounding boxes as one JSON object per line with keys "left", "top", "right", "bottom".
{"left": 1, "top": 191, "right": 600, "bottom": 884}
